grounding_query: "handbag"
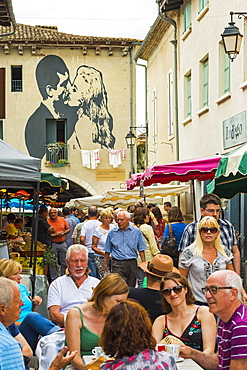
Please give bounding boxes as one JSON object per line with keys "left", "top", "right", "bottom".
{"left": 161, "top": 223, "right": 178, "bottom": 258}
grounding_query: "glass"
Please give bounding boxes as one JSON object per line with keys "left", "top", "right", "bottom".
{"left": 200, "top": 227, "right": 218, "bottom": 234}
{"left": 204, "top": 208, "right": 221, "bottom": 214}
{"left": 162, "top": 285, "right": 183, "bottom": 296}
{"left": 202, "top": 286, "right": 232, "bottom": 295}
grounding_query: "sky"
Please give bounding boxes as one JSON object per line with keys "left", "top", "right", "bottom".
{"left": 12, "top": 0, "right": 159, "bottom": 40}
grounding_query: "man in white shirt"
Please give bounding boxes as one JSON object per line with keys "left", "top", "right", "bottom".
{"left": 47, "top": 244, "right": 99, "bottom": 327}
{"left": 80, "top": 206, "right": 101, "bottom": 278}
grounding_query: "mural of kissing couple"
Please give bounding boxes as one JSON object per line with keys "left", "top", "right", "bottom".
{"left": 25, "top": 55, "right": 115, "bottom": 159}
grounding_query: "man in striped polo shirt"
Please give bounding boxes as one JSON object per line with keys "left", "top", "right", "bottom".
{"left": 180, "top": 270, "right": 247, "bottom": 369}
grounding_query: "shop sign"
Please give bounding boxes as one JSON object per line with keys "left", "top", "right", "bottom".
{"left": 223, "top": 111, "right": 247, "bottom": 149}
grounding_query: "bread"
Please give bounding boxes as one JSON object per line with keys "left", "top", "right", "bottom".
{"left": 85, "top": 356, "right": 110, "bottom": 370}
{"left": 160, "top": 335, "right": 184, "bottom": 346}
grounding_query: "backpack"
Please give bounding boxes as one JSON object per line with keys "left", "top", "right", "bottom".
{"left": 161, "top": 223, "right": 178, "bottom": 258}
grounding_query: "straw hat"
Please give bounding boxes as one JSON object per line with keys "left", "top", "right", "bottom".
{"left": 139, "top": 254, "right": 179, "bottom": 277}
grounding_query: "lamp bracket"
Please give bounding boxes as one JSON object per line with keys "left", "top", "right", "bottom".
{"left": 230, "top": 11, "right": 247, "bottom": 22}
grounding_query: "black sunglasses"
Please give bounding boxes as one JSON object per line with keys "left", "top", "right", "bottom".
{"left": 162, "top": 285, "right": 184, "bottom": 296}
{"left": 200, "top": 227, "right": 218, "bottom": 234}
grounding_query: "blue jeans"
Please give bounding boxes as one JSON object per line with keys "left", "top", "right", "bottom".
{"left": 88, "top": 252, "right": 99, "bottom": 278}
{"left": 19, "top": 312, "right": 61, "bottom": 352}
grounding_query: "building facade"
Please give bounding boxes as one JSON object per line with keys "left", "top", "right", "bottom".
{"left": 0, "top": 23, "right": 140, "bottom": 197}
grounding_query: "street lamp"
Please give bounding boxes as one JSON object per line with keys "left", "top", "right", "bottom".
{"left": 125, "top": 130, "right": 136, "bottom": 148}
{"left": 221, "top": 12, "right": 247, "bottom": 62}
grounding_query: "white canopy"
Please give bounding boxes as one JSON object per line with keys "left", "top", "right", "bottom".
{"left": 66, "top": 184, "right": 190, "bottom": 208}
{"left": 0, "top": 139, "right": 41, "bottom": 188}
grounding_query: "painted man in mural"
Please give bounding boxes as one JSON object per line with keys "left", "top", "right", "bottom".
{"left": 25, "top": 55, "right": 115, "bottom": 159}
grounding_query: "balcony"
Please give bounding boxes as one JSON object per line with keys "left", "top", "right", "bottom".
{"left": 44, "top": 142, "right": 69, "bottom": 167}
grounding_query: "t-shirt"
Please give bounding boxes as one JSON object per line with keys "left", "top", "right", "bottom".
{"left": 218, "top": 304, "right": 247, "bottom": 369}
{"left": 81, "top": 219, "right": 101, "bottom": 253}
{"left": 93, "top": 224, "right": 115, "bottom": 256}
{"left": 4, "top": 223, "right": 18, "bottom": 238}
{"left": 17, "top": 284, "right": 32, "bottom": 323}
{"left": 38, "top": 216, "right": 51, "bottom": 245}
{"left": 47, "top": 274, "right": 100, "bottom": 316}
{"left": 48, "top": 217, "right": 69, "bottom": 243}
{"left": 128, "top": 287, "right": 164, "bottom": 323}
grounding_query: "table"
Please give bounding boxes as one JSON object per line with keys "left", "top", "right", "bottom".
{"left": 177, "top": 358, "right": 203, "bottom": 369}
{"left": 83, "top": 356, "right": 203, "bottom": 369}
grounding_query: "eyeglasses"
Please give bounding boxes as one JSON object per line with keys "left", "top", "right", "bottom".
{"left": 49, "top": 212, "right": 57, "bottom": 215}
{"left": 162, "top": 285, "right": 184, "bottom": 296}
{"left": 201, "top": 286, "right": 232, "bottom": 295}
{"left": 204, "top": 208, "right": 221, "bottom": 214}
{"left": 200, "top": 227, "right": 218, "bottom": 234}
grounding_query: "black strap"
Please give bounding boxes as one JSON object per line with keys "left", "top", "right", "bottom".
{"left": 168, "top": 223, "right": 174, "bottom": 237}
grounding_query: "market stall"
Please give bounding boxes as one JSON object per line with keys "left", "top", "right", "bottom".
{"left": 0, "top": 139, "right": 41, "bottom": 295}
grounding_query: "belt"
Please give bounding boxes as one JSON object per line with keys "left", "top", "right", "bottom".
{"left": 112, "top": 258, "right": 136, "bottom": 261}
{"left": 52, "top": 241, "right": 64, "bottom": 244}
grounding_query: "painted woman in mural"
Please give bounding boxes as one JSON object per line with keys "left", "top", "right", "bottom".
{"left": 25, "top": 55, "right": 115, "bottom": 159}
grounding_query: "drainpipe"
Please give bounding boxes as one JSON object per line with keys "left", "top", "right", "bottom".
{"left": 129, "top": 46, "right": 135, "bottom": 174}
{"left": 135, "top": 61, "right": 148, "bottom": 168}
{"left": 159, "top": 12, "right": 179, "bottom": 161}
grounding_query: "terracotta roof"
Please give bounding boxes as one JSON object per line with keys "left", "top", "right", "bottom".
{"left": 0, "top": 23, "right": 141, "bottom": 45}
{"left": 0, "top": 0, "right": 15, "bottom": 27}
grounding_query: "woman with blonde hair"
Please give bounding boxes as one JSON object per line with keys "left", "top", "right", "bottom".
{"left": 92, "top": 208, "right": 114, "bottom": 278}
{"left": 0, "top": 258, "right": 61, "bottom": 351}
{"left": 65, "top": 273, "right": 129, "bottom": 369}
{"left": 100, "top": 300, "right": 178, "bottom": 370}
{"left": 153, "top": 272, "right": 216, "bottom": 353}
{"left": 179, "top": 216, "right": 234, "bottom": 305}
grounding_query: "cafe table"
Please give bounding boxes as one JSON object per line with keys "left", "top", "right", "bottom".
{"left": 83, "top": 355, "right": 203, "bottom": 369}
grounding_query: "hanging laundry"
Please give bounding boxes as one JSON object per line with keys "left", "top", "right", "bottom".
{"left": 108, "top": 148, "right": 126, "bottom": 168}
{"left": 91, "top": 149, "right": 101, "bottom": 169}
{"left": 81, "top": 150, "right": 91, "bottom": 168}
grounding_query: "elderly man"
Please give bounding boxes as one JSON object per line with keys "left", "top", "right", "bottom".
{"left": 180, "top": 270, "right": 247, "bottom": 369}
{"left": 103, "top": 210, "right": 146, "bottom": 287}
{"left": 47, "top": 244, "right": 99, "bottom": 327}
{"left": 179, "top": 193, "right": 240, "bottom": 274}
{"left": 48, "top": 207, "right": 70, "bottom": 280}
{"left": 0, "top": 277, "right": 76, "bottom": 370}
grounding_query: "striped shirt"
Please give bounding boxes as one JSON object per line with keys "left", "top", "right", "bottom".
{"left": 0, "top": 322, "right": 25, "bottom": 370}
{"left": 218, "top": 304, "right": 247, "bottom": 369}
{"left": 179, "top": 218, "right": 237, "bottom": 252}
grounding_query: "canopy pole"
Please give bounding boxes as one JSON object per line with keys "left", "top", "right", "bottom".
{"left": 191, "top": 179, "right": 197, "bottom": 221}
{"left": 30, "top": 181, "right": 40, "bottom": 298}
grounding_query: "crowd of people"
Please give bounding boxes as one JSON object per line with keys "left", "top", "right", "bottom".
{"left": 0, "top": 193, "right": 247, "bottom": 370}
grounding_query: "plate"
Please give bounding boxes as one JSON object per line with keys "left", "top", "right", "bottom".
{"left": 175, "top": 357, "right": 184, "bottom": 363}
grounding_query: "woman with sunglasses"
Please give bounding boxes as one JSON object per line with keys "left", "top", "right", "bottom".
{"left": 179, "top": 216, "right": 234, "bottom": 306}
{"left": 152, "top": 272, "right": 216, "bottom": 353}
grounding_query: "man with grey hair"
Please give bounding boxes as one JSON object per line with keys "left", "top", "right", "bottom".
{"left": 48, "top": 244, "right": 99, "bottom": 327}
{"left": 0, "top": 278, "right": 76, "bottom": 370}
{"left": 103, "top": 211, "right": 146, "bottom": 287}
{"left": 180, "top": 270, "right": 247, "bottom": 369}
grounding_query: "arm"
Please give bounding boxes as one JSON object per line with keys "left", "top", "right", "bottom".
{"left": 232, "top": 244, "right": 241, "bottom": 275}
{"left": 65, "top": 308, "right": 85, "bottom": 370}
{"left": 230, "top": 359, "right": 247, "bottom": 370}
{"left": 15, "top": 333, "right": 33, "bottom": 358}
{"left": 197, "top": 306, "right": 217, "bottom": 354}
{"left": 179, "top": 267, "right": 189, "bottom": 278}
{"left": 49, "top": 305, "right": 64, "bottom": 327}
{"left": 92, "top": 236, "right": 105, "bottom": 256}
{"left": 49, "top": 346, "right": 77, "bottom": 370}
{"left": 48, "top": 225, "right": 55, "bottom": 235}
{"left": 103, "top": 252, "right": 110, "bottom": 272}
{"left": 139, "top": 250, "right": 145, "bottom": 263}
{"left": 179, "top": 345, "right": 218, "bottom": 369}
{"left": 80, "top": 235, "right": 85, "bottom": 245}
{"left": 152, "top": 315, "right": 165, "bottom": 343}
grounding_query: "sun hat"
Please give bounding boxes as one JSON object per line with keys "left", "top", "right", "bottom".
{"left": 139, "top": 254, "right": 179, "bottom": 277}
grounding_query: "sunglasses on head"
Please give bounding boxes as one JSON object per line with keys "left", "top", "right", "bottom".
{"left": 200, "top": 227, "right": 218, "bottom": 234}
{"left": 162, "top": 285, "right": 183, "bottom": 296}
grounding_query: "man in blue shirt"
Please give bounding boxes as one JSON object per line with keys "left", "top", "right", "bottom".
{"left": 0, "top": 278, "right": 76, "bottom": 370}
{"left": 103, "top": 211, "right": 146, "bottom": 287}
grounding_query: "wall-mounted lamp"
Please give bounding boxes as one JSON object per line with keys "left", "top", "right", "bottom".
{"left": 125, "top": 130, "right": 136, "bottom": 148}
{"left": 221, "top": 11, "right": 247, "bottom": 62}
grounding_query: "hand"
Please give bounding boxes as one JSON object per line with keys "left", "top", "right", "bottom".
{"left": 102, "top": 263, "right": 108, "bottom": 273}
{"left": 179, "top": 344, "right": 193, "bottom": 359}
{"left": 32, "top": 296, "right": 42, "bottom": 306}
{"left": 49, "top": 346, "right": 77, "bottom": 370}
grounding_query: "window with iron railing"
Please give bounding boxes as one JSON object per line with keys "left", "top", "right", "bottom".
{"left": 11, "top": 66, "right": 22, "bottom": 92}
{"left": 45, "top": 142, "right": 69, "bottom": 165}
